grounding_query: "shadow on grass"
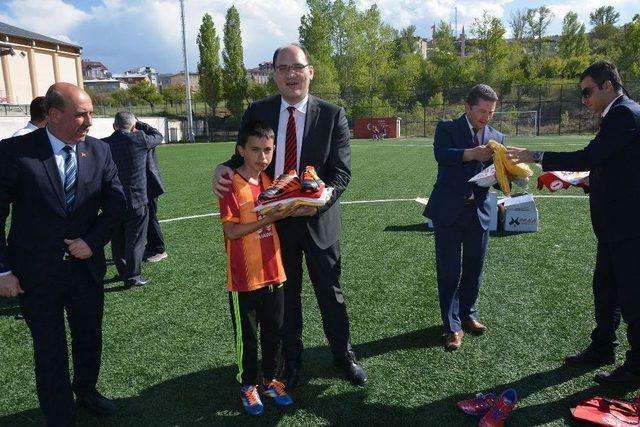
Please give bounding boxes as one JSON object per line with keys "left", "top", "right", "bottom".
{"left": 2, "top": 327, "right": 637, "bottom": 426}
{"left": 0, "top": 297, "right": 21, "bottom": 318}
{"left": 384, "top": 223, "right": 432, "bottom": 233}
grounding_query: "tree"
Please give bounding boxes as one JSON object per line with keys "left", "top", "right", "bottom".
{"left": 299, "top": 0, "right": 341, "bottom": 102}
{"left": 558, "top": 12, "right": 590, "bottom": 77}
{"left": 619, "top": 14, "right": 640, "bottom": 80}
{"left": 508, "top": 9, "right": 528, "bottom": 42}
{"left": 589, "top": 6, "right": 620, "bottom": 27}
{"left": 471, "top": 11, "right": 508, "bottom": 83}
{"left": 393, "top": 25, "right": 419, "bottom": 60}
{"left": 525, "top": 6, "right": 553, "bottom": 58}
{"left": 197, "top": 13, "right": 223, "bottom": 110}
{"left": 128, "top": 81, "right": 163, "bottom": 111}
{"left": 161, "top": 84, "right": 186, "bottom": 105}
{"left": 111, "top": 87, "right": 134, "bottom": 107}
{"left": 331, "top": 0, "right": 368, "bottom": 95}
{"left": 222, "top": 6, "right": 248, "bottom": 124}
{"left": 589, "top": 6, "right": 622, "bottom": 58}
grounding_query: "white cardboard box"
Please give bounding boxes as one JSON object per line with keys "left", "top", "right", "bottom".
{"left": 498, "top": 193, "right": 539, "bottom": 232}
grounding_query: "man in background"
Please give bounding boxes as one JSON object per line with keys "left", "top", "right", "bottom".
{"left": 12, "top": 96, "right": 47, "bottom": 137}
{"left": 143, "top": 143, "right": 168, "bottom": 263}
{"left": 103, "top": 112, "right": 163, "bottom": 288}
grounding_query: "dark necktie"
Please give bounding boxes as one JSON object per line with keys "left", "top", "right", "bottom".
{"left": 472, "top": 127, "right": 481, "bottom": 147}
{"left": 62, "top": 145, "right": 77, "bottom": 212}
{"left": 284, "top": 106, "right": 297, "bottom": 173}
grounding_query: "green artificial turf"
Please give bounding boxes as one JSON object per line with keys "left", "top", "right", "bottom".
{"left": 1, "top": 135, "right": 637, "bottom": 426}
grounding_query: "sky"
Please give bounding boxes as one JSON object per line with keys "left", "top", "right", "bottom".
{"left": 0, "top": 0, "right": 637, "bottom": 74}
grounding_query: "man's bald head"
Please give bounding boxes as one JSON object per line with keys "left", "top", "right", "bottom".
{"left": 45, "top": 82, "right": 94, "bottom": 145}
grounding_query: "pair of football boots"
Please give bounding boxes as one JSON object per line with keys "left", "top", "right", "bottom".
{"left": 258, "top": 166, "right": 324, "bottom": 202}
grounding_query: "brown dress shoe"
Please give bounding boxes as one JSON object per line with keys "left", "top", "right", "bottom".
{"left": 462, "top": 320, "right": 487, "bottom": 335}
{"left": 445, "top": 331, "right": 464, "bottom": 351}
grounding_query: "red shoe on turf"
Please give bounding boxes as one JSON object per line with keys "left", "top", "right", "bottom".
{"left": 456, "top": 393, "right": 499, "bottom": 416}
{"left": 479, "top": 388, "right": 517, "bottom": 427}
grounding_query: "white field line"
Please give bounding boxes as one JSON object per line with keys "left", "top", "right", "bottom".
{"left": 159, "top": 194, "right": 587, "bottom": 224}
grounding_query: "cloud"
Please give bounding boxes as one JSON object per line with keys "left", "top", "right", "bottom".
{"left": 1, "top": 0, "right": 638, "bottom": 74}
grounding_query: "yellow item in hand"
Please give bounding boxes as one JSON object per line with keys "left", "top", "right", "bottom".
{"left": 487, "top": 140, "right": 532, "bottom": 196}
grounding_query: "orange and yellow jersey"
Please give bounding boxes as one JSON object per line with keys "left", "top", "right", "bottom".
{"left": 218, "top": 171, "right": 286, "bottom": 292}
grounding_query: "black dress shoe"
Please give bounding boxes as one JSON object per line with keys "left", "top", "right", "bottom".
{"left": 282, "top": 361, "right": 299, "bottom": 388}
{"left": 124, "top": 277, "right": 150, "bottom": 289}
{"left": 595, "top": 366, "right": 640, "bottom": 384}
{"left": 334, "top": 351, "right": 367, "bottom": 385}
{"left": 565, "top": 347, "right": 615, "bottom": 365}
{"left": 76, "top": 391, "right": 117, "bottom": 416}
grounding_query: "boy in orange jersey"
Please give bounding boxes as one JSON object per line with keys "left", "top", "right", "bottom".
{"left": 218, "top": 121, "right": 296, "bottom": 416}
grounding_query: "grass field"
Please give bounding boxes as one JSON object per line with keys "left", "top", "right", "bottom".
{"left": 1, "top": 135, "right": 638, "bottom": 426}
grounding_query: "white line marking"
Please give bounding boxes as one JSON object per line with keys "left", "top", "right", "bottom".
{"left": 158, "top": 195, "right": 587, "bottom": 224}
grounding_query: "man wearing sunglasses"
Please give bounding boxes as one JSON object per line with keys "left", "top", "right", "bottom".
{"left": 507, "top": 61, "right": 640, "bottom": 384}
{"left": 213, "top": 43, "right": 366, "bottom": 388}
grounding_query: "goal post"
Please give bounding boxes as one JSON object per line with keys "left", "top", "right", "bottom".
{"left": 491, "top": 110, "right": 538, "bottom": 136}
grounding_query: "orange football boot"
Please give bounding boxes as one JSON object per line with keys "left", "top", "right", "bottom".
{"left": 258, "top": 170, "right": 301, "bottom": 202}
{"left": 300, "top": 166, "right": 324, "bottom": 193}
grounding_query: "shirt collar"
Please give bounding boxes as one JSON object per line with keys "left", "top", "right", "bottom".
{"left": 46, "top": 126, "right": 76, "bottom": 154}
{"left": 601, "top": 95, "right": 623, "bottom": 118}
{"left": 280, "top": 95, "right": 309, "bottom": 114}
{"left": 465, "top": 114, "right": 483, "bottom": 136}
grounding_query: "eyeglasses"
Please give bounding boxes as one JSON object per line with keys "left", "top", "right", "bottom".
{"left": 275, "top": 64, "right": 310, "bottom": 73}
{"left": 581, "top": 85, "right": 599, "bottom": 99}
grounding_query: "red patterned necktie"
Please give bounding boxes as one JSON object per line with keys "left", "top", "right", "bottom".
{"left": 284, "top": 106, "right": 297, "bottom": 173}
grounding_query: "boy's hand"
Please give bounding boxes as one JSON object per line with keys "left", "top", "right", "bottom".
{"left": 265, "top": 204, "right": 299, "bottom": 222}
{"left": 212, "top": 165, "right": 234, "bottom": 198}
{"left": 291, "top": 205, "right": 318, "bottom": 217}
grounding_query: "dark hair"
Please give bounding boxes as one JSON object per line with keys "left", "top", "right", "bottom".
{"left": 29, "top": 96, "right": 46, "bottom": 122}
{"left": 238, "top": 120, "right": 275, "bottom": 147}
{"left": 466, "top": 84, "right": 498, "bottom": 106}
{"left": 44, "top": 87, "right": 65, "bottom": 113}
{"left": 580, "top": 60, "right": 624, "bottom": 93}
{"left": 272, "top": 43, "right": 312, "bottom": 69}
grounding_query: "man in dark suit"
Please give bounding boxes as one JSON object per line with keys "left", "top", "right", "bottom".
{"left": 103, "top": 112, "right": 163, "bottom": 288}
{"left": 508, "top": 61, "right": 640, "bottom": 384}
{"left": 143, "top": 145, "right": 167, "bottom": 263}
{"left": 0, "top": 82, "right": 126, "bottom": 426}
{"left": 213, "top": 43, "right": 366, "bottom": 387}
{"left": 424, "top": 84, "right": 502, "bottom": 351}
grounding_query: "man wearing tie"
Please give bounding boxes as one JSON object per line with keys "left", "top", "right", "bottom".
{"left": 508, "top": 61, "right": 640, "bottom": 384}
{"left": 424, "top": 84, "right": 502, "bottom": 351}
{"left": 213, "top": 43, "right": 366, "bottom": 387}
{"left": 0, "top": 82, "right": 126, "bottom": 425}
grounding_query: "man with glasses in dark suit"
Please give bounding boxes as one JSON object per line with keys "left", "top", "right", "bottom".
{"left": 213, "top": 43, "right": 366, "bottom": 388}
{"left": 508, "top": 61, "right": 640, "bottom": 384}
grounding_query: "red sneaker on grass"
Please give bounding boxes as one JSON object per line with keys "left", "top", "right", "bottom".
{"left": 479, "top": 388, "right": 517, "bottom": 427}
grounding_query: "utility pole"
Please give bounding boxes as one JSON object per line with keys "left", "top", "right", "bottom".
{"left": 180, "top": 0, "right": 195, "bottom": 142}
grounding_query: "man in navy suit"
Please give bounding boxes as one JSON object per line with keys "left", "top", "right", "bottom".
{"left": 424, "top": 84, "right": 502, "bottom": 351}
{"left": 0, "top": 82, "right": 126, "bottom": 425}
{"left": 103, "top": 112, "right": 163, "bottom": 288}
{"left": 213, "top": 43, "right": 366, "bottom": 387}
{"left": 508, "top": 61, "right": 640, "bottom": 384}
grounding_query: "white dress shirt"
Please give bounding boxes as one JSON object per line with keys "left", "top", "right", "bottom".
{"left": 11, "top": 122, "right": 38, "bottom": 137}
{"left": 274, "top": 96, "right": 308, "bottom": 176}
{"left": 46, "top": 127, "right": 77, "bottom": 185}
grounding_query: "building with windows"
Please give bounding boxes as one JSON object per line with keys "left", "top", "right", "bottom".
{"left": 0, "top": 21, "right": 83, "bottom": 104}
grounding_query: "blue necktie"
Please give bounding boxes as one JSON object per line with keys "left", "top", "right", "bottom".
{"left": 62, "top": 145, "right": 77, "bottom": 212}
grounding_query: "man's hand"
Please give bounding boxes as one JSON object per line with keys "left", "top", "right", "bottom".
{"left": 291, "top": 206, "right": 318, "bottom": 217}
{"left": 212, "top": 165, "right": 234, "bottom": 198}
{"left": 464, "top": 145, "right": 493, "bottom": 162}
{"left": 0, "top": 274, "right": 24, "bottom": 297}
{"left": 506, "top": 147, "right": 534, "bottom": 163}
{"left": 64, "top": 238, "right": 93, "bottom": 259}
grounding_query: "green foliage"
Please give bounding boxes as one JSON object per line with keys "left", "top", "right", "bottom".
{"left": 197, "top": 13, "right": 223, "bottom": 110}
{"left": 128, "top": 81, "right": 163, "bottom": 110}
{"left": 110, "top": 87, "right": 134, "bottom": 107}
{"left": 525, "top": 6, "right": 553, "bottom": 58}
{"left": 619, "top": 15, "right": 640, "bottom": 80}
{"left": 299, "top": 0, "right": 342, "bottom": 103}
{"left": 222, "top": 6, "right": 248, "bottom": 125}
{"left": 589, "top": 6, "right": 620, "bottom": 27}
{"left": 349, "top": 94, "right": 395, "bottom": 118}
{"left": 589, "top": 6, "right": 622, "bottom": 58}
{"left": 161, "top": 85, "right": 186, "bottom": 105}
{"left": 471, "top": 12, "right": 509, "bottom": 84}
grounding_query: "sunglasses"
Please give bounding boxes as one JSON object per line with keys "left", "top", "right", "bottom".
{"left": 581, "top": 85, "right": 599, "bottom": 99}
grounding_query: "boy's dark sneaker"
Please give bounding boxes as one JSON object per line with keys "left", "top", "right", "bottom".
{"left": 260, "top": 379, "right": 293, "bottom": 406}
{"left": 479, "top": 388, "right": 517, "bottom": 427}
{"left": 300, "top": 166, "right": 324, "bottom": 194}
{"left": 240, "top": 385, "right": 263, "bottom": 416}
{"left": 258, "top": 170, "right": 300, "bottom": 202}
{"left": 456, "top": 392, "right": 498, "bottom": 416}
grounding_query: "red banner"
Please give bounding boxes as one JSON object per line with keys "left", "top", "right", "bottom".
{"left": 354, "top": 117, "right": 399, "bottom": 139}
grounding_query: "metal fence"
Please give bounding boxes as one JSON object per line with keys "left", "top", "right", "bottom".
{"left": 2, "top": 79, "right": 638, "bottom": 140}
